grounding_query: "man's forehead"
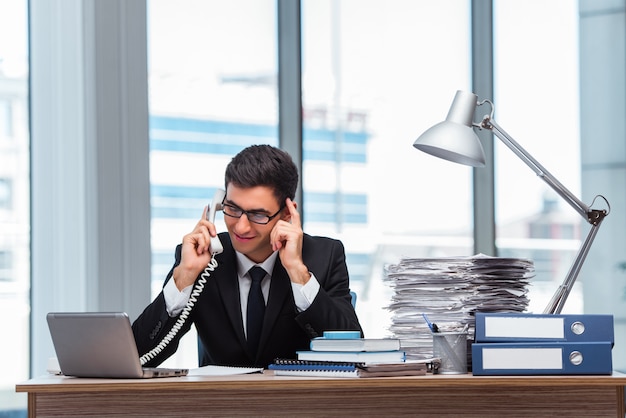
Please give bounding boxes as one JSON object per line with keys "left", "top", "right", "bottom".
{"left": 224, "top": 184, "right": 280, "bottom": 207}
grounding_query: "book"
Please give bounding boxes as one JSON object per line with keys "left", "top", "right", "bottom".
{"left": 272, "top": 369, "right": 359, "bottom": 378}
{"left": 357, "top": 369, "right": 426, "bottom": 378}
{"left": 356, "top": 360, "right": 429, "bottom": 377}
{"left": 471, "top": 341, "right": 613, "bottom": 375}
{"left": 310, "top": 337, "right": 401, "bottom": 352}
{"left": 474, "top": 313, "right": 614, "bottom": 344}
{"left": 296, "top": 350, "right": 406, "bottom": 363}
{"left": 321, "top": 330, "right": 362, "bottom": 339}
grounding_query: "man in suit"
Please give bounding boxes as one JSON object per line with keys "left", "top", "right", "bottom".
{"left": 133, "top": 145, "right": 362, "bottom": 368}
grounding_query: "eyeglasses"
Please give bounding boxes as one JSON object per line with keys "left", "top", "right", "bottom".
{"left": 221, "top": 202, "right": 284, "bottom": 225}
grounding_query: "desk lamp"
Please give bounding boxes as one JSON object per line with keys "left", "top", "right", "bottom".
{"left": 413, "top": 90, "right": 609, "bottom": 314}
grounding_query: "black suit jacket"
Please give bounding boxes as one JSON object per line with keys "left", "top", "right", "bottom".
{"left": 132, "top": 232, "right": 363, "bottom": 368}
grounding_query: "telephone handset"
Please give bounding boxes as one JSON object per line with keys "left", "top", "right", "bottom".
{"left": 139, "top": 189, "right": 226, "bottom": 366}
{"left": 206, "top": 188, "right": 225, "bottom": 255}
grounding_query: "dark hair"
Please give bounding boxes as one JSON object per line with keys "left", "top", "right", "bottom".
{"left": 224, "top": 145, "right": 299, "bottom": 206}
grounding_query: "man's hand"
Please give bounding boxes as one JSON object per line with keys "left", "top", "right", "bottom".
{"left": 172, "top": 206, "right": 219, "bottom": 290}
{"left": 271, "top": 198, "right": 310, "bottom": 285}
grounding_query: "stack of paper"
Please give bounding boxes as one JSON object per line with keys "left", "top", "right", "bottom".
{"left": 384, "top": 254, "right": 533, "bottom": 360}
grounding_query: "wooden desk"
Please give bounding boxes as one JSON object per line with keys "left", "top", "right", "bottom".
{"left": 16, "top": 371, "right": 626, "bottom": 417}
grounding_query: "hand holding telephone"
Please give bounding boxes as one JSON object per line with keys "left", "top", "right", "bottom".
{"left": 206, "top": 188, "right": 225, "bottom": 255}
{"left": 139, "top": 188, "right": 226, "bottom": 366}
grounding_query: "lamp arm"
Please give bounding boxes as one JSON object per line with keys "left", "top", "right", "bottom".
{"left": 482, "top": 116, "right": 591, "bottom": 219}
{"left": 543, "top": 219, "right": 605, "bottom": 314}
{"left": 479, "top": 116, "right": 609, "bottom": 314}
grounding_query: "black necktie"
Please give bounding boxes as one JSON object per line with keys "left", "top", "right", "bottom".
{"left": 246, "top": 266, "right": 266, "bottom": 357}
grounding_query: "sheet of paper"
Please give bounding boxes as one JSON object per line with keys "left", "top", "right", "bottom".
{"left": 188, "top": 365, "right": 263, "bottom": 376}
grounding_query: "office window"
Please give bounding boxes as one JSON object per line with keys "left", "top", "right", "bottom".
{"left": 0, "top": 0, "right": 29, "bottom": 414}
{"left": 147, "top": 0, "right": 278, "bottom": 367}
{"left": 301, "top": 0, "right": 473, "bottom": 336}
{"left": 0, "top": 99, "right": 13, "bottom": 138}
{"left": 146, "top": 0, "right": 600, "bottom": 368}
{"left": 148, "top": 0, "right": 278, "bottom": 287}
{"left": 0, "top": 178, "right": 11, "bottom": 210}
{"left": 493, "top": 0, "right": 581, "bottom": 313}
{"left": 0, "top": 250, "right": 12, "bottom": 281}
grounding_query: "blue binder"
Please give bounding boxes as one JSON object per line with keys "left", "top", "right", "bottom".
{"left": 474, "top": 313, "right": 614, "bottom": 344}
{"left": 471, "top": 341, "right": 613, "bottom": 375}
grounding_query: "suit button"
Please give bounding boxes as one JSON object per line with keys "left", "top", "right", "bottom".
{"left": 304, "top": 324, "right": 318, "bottom": 338}
{"left": 149, "top": 321, "right": 162, "bottom": 339}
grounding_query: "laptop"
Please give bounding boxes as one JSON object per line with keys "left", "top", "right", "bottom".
{"left": 46, "top": 312, "right": 189, "bottom": 378}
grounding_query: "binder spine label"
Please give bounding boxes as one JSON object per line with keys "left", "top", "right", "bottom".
{"left": 471, "top": 342, "right": 613, "bottom": 375}
{"left": 484, "top": 317, "right": 564, "bottom": 340}
{"left": 482, "top": 347, "right": 562, "bottom": 370}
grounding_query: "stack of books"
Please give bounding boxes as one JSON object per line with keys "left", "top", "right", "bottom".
{"left": 471, "top": 312, "right": 615, "bottom": 375}
{"left": 296, "top": 331, "right": 405, "bottom": 364}
{"left": 269, "top": 331, "right": 436, "bottom": 377}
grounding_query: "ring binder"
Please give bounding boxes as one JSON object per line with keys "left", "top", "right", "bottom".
{"left": 474, "top": 313, "right": 614, "bottom": 344}
{"left": 472, "top": 341, "right": 613, "bottom": 375}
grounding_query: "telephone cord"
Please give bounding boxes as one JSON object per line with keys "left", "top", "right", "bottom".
{"left": 139, "top": 256, "right": 218, "bottom": 366}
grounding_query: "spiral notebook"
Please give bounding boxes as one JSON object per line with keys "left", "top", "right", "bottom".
{"left": 268, "top": 359, "right": 359, "bottom": 378}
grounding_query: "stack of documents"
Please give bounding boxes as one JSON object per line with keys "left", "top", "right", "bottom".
{"left": 384, "top": 254, "right": 533, "bottom": 360}
{"left": 472, "top": 312, "right": 614, "bottom": 375}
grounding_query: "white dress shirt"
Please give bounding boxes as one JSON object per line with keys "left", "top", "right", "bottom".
{"left": 164, "top": 250, "right": 321, "bottom": 338}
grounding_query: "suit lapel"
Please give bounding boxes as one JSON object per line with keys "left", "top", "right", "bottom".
{"left": 212, "top": 250, "right": 248, "bottom": 349}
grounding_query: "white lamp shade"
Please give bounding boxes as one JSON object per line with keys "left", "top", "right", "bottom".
{"left": 413, "top": 90, "right": 486, "bottom": 167}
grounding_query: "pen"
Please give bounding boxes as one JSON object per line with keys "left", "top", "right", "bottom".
{"left": 452, "top": 324, "right": 469, "bottom": 348}
{"left": 422, "top": 313, "right": 439, "bottom": 332}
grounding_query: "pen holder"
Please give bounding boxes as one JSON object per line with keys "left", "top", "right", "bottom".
{"left": 432, "top": 331, "right": 468, "bottom": 374}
